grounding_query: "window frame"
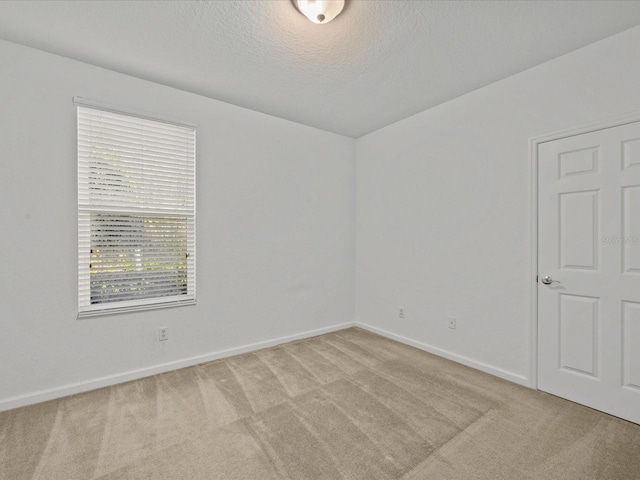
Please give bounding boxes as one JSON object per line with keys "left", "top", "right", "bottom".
{"left": 75, "top": 97, "right": 196, "bottom": 318}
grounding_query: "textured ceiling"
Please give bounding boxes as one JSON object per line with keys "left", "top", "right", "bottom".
{"left": 1, "top": 1, "right": 640, "bottom": 137}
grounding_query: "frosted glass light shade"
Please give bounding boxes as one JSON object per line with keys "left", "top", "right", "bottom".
{"left": 294, "top": 0, "right": 345, "bottom": 24}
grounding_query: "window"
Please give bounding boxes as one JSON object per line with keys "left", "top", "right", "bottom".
{"left": 77, "top": 98, "right": 196, "bottom": 316}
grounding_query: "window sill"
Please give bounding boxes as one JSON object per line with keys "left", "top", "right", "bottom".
{"left": 78, "top": 298, "right": 196, "bottom": 319}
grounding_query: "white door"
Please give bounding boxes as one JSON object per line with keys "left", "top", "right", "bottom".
{"left": 538, "top": 121, "right": 640, "bottom": 424}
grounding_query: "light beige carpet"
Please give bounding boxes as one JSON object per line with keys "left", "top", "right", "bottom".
{"left": 1, "top": 327, "right": 639, "bottom": 480}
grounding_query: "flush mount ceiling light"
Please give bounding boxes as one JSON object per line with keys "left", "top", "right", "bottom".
{"left": 293, "top": 0, "right": 345, "bottom": 24}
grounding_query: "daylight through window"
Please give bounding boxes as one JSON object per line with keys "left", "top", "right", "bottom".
{"left": 77, "top": 100, "right": 196, "bottom": 316}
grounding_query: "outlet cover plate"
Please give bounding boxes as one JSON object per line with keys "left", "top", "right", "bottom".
{"left": 158, "top": 327, "right": 169, "bottom": 341}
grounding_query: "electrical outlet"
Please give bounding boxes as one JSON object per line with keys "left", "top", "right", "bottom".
{"left": 399, "top": 307, "right": 405, "bottom": 319}
{"left": 158, "top": 327, "right": 169, "bottom": 342}
{"left": 448, "top": 317, "right": 456, "bottom": 329}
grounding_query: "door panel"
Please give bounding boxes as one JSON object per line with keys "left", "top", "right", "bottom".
{"left": 623, "top": 186, "right": 640, "bottom": 274}
{"left": 559, "top": 190, "right": 599, "bottom": 270}
{"left": 538, "top": 121, "right": 640, "bottom": 424}
{"left": 559, "top": 147, "right": 598, "bottom": 178}
{"left": 622, "top": 138, "right": 640, "bottom": 170}
{"left": 623, "top": 301, "right": 640, "bottom": 391}
{"left": 559, "top": 294, "right": 598, "bottom": 377}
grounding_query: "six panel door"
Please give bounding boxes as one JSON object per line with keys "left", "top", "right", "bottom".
{"left": 538, "top": 121, "right": 640, "bottom": 424}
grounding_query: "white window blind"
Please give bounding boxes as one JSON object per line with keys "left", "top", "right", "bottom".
{"left": 77, "top": 101, "right": 196, "bottom": 316}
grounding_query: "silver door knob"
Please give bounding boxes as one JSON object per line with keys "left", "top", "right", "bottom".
{"left": 541, "top": 275, "right": 553, "bottom": 285}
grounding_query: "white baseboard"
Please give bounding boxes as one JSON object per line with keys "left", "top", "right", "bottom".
{"left": 1, "top": 320, "right": 532, "bottom": 412}
{"left": 0, "top": 321, "right": 356, "bottom": 412}
{"left": 356, "top": 322, "right": 531, "bottom": 388}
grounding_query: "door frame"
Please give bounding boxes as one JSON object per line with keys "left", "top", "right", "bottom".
{"left": 528, "top": 111, "right": 640, "bottom": 390}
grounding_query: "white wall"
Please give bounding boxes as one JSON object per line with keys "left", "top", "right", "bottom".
{"left": 0, "top": 40, "right": 355, "bottom": 408}
{"left": 355, "top": 26, "right": 640, "bottom": 385}
{"left": 3, "top": 23, "right": 640, "bottom": 409}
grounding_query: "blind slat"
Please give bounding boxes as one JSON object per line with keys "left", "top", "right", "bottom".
{"left": 78, "top": 137, "right": 195, "bottom": 162}
{"left": 78, "top": 108, "right": 194, "bottom": 135}
{"left": 79, "top": 164, "right": 194, "bottom": 183}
